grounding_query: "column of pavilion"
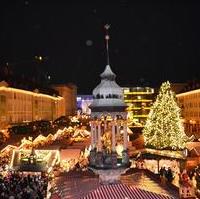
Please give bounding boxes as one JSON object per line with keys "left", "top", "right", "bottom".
{"left": 90, "top": 120, "right": 128, "bottom": 152}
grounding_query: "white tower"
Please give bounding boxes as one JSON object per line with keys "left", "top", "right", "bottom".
{"left": 89, "top": 26, "right": 129, "bottom": 183}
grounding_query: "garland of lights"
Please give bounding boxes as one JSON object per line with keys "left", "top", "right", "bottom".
{"left": 142, "top": 81, "right": 188, "bottom": 150}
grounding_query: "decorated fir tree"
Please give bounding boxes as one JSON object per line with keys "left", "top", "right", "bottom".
{"left": 142, "top": 81, "right": 188, "bottom": 150}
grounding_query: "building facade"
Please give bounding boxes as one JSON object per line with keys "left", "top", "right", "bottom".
{"left": 123, "top": 87, "right": 155, "bottom": 128}
{"left": 52, "top": 84, "right": 77, "bottom": 116}
{"left": 0, "top": 81, "right": 65, "bottom": 127}
{"left": 77, "top": 95, "right": 93, "bottom": 115}
{"left": 176, "top": 88, "right": 200, "bottom": 138}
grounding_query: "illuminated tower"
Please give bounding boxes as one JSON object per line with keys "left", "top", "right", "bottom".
{"left": 90, "top": 24, "right": 127, "bottom": 120}
{"left": 89, "top": 25, "right": 129, "bottom": 184}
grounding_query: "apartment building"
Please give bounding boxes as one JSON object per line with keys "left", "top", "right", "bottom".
{"left": 0, "top": 81, "right": 65, "bottom": 127}
{"left": 123, "top": 87, "right": 155, "bottom": 128}
{"left": 177, "top": 88, "right": 200, "bottom": 137}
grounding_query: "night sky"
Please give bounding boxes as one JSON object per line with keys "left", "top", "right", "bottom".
{"left": 1, "top": 1, "right": 200, "bottom": 93}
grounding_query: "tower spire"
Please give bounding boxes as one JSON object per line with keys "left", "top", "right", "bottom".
{"left": 104, "top": 24, "right": 110, "bottom": 66}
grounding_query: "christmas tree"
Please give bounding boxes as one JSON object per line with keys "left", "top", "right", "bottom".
{"left": 142, "top": 81, "right": 188, "bottom": 150}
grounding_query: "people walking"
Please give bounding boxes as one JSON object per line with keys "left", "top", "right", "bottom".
{"left": 159, "top": 166, "right": 167, "bottom": 185}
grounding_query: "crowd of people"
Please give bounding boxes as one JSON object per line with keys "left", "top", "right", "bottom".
{"left": 0, "top": 172, "right": 48, "bottom": 199}
{"left": 0, "top": 154, "right": 10, "bottom": 168}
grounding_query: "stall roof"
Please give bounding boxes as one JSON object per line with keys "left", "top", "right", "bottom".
{"left": 130, "top": 148, "right": 186, "bottom": 160}
{"left": 11, "top": 149, "right": 59, "bottom": 172}
{"left": 80, "top": 184, "right": 173, "bottom": 199}
{"left": 60, "top": 149, "right": 81, "bottom": 161}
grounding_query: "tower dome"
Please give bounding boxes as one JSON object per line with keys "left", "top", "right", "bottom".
{"left": 91, "top": 64, "right": 126, "bottom": 110}
{"left": 90, "top": 26, "right": 127, "bottom": 119}
{"left": 100, "top": 64, "right": 116, "bottom": 80}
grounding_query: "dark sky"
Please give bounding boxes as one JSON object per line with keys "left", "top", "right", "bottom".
{"left": 1, "top": 1, "right": 200, "bottom": 93}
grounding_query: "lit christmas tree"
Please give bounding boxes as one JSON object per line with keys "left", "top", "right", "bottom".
{"left": 142, "top": 81, "right": 188, "bottom": 150}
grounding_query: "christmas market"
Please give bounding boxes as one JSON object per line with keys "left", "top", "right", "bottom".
{"left": 1, "top": 8, "right": 200, "bottom": 199}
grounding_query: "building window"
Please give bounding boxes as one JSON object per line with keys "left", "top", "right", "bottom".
{"left": 0, "top": 95, "right": 6, "bottom": 116}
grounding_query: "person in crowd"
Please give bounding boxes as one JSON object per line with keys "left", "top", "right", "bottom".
{"left": 188, "top": 169, "right": 195, "bottom": 180}
{"left": 159, "top": 166, "right": 167, "bottom": 185}
{"left": 0, "top": 172, "right": 48, "bottom": 199}
{"left": 166, "top": 167, "right": 173, "bottom": 183}
{"left": 179, "top": 169, "right": 196, "bottom": 198}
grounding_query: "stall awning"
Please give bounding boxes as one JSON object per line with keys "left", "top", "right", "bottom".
{"left": 60, "top": 149, "right": 81, "bottom": 161}
{"left": 131, "top": 148, "right": 186, "bottom": 160}
{"left": 80, "top": 184, "right": 173, "bottom": 199}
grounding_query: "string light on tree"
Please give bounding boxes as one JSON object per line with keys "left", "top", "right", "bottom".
{"left": 142, "top": 81, "right": 189, "bottom": 150}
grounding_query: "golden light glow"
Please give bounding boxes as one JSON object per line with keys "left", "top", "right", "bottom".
{"left": 123, "top": 88, "right": 154, "bottom": 94}
{"left": 1, "top": 145, "right": 17, "bottom": 153}
{"left": 131, "top": 148, "right": 186, "bottom": 159}
{"left": 124, "top": 92, "right": 154, "bottom": 95}
{"left": 127, "top": 107, "right": 150, "bottom": 110}
{"left": 132, "top": 115, "right": 148, "bottom": 117}
{"left": 116, "top": 144, "right": 124, "bottom": 157}
{"left": 0, "top": 86, "right": 63, "bottom": 101}
{"left": 124, "top": 99, "right": 152, "bottom": 102}
{"left": 176, "top": 88, "right": 200, "bottom": 97}
{"left": 2, "top": 124, "right": 82, "bottom": 173}
{"left": 10, "top": 149, "right": 60, "bottom": 171}
{"left": 143, "top": 81, "right": 188, "bottom": 150}
{"left": 10, "top": 150, "right": 16, "bottom": 169}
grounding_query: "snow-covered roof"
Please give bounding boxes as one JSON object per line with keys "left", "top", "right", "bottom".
{"left": 100, "top": 65, "right": 116, "bottom": 80}
{"left": 93, "top": 79, "right": 123, "bottom": 96}
{"left": 91, "top": 64, "right": 126, "bottom": 110}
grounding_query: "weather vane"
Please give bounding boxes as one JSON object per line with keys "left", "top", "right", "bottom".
{"left": 104, "top": 24, "right": 111, "bottom": 65}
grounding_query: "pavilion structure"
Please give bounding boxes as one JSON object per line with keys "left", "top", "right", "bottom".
{"left": 89, "top": 25, "right": 129, "bottom": 184}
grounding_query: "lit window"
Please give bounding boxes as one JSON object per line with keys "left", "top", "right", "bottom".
{"left": 124, "top": 89, "right": 129, "bottom": 93}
